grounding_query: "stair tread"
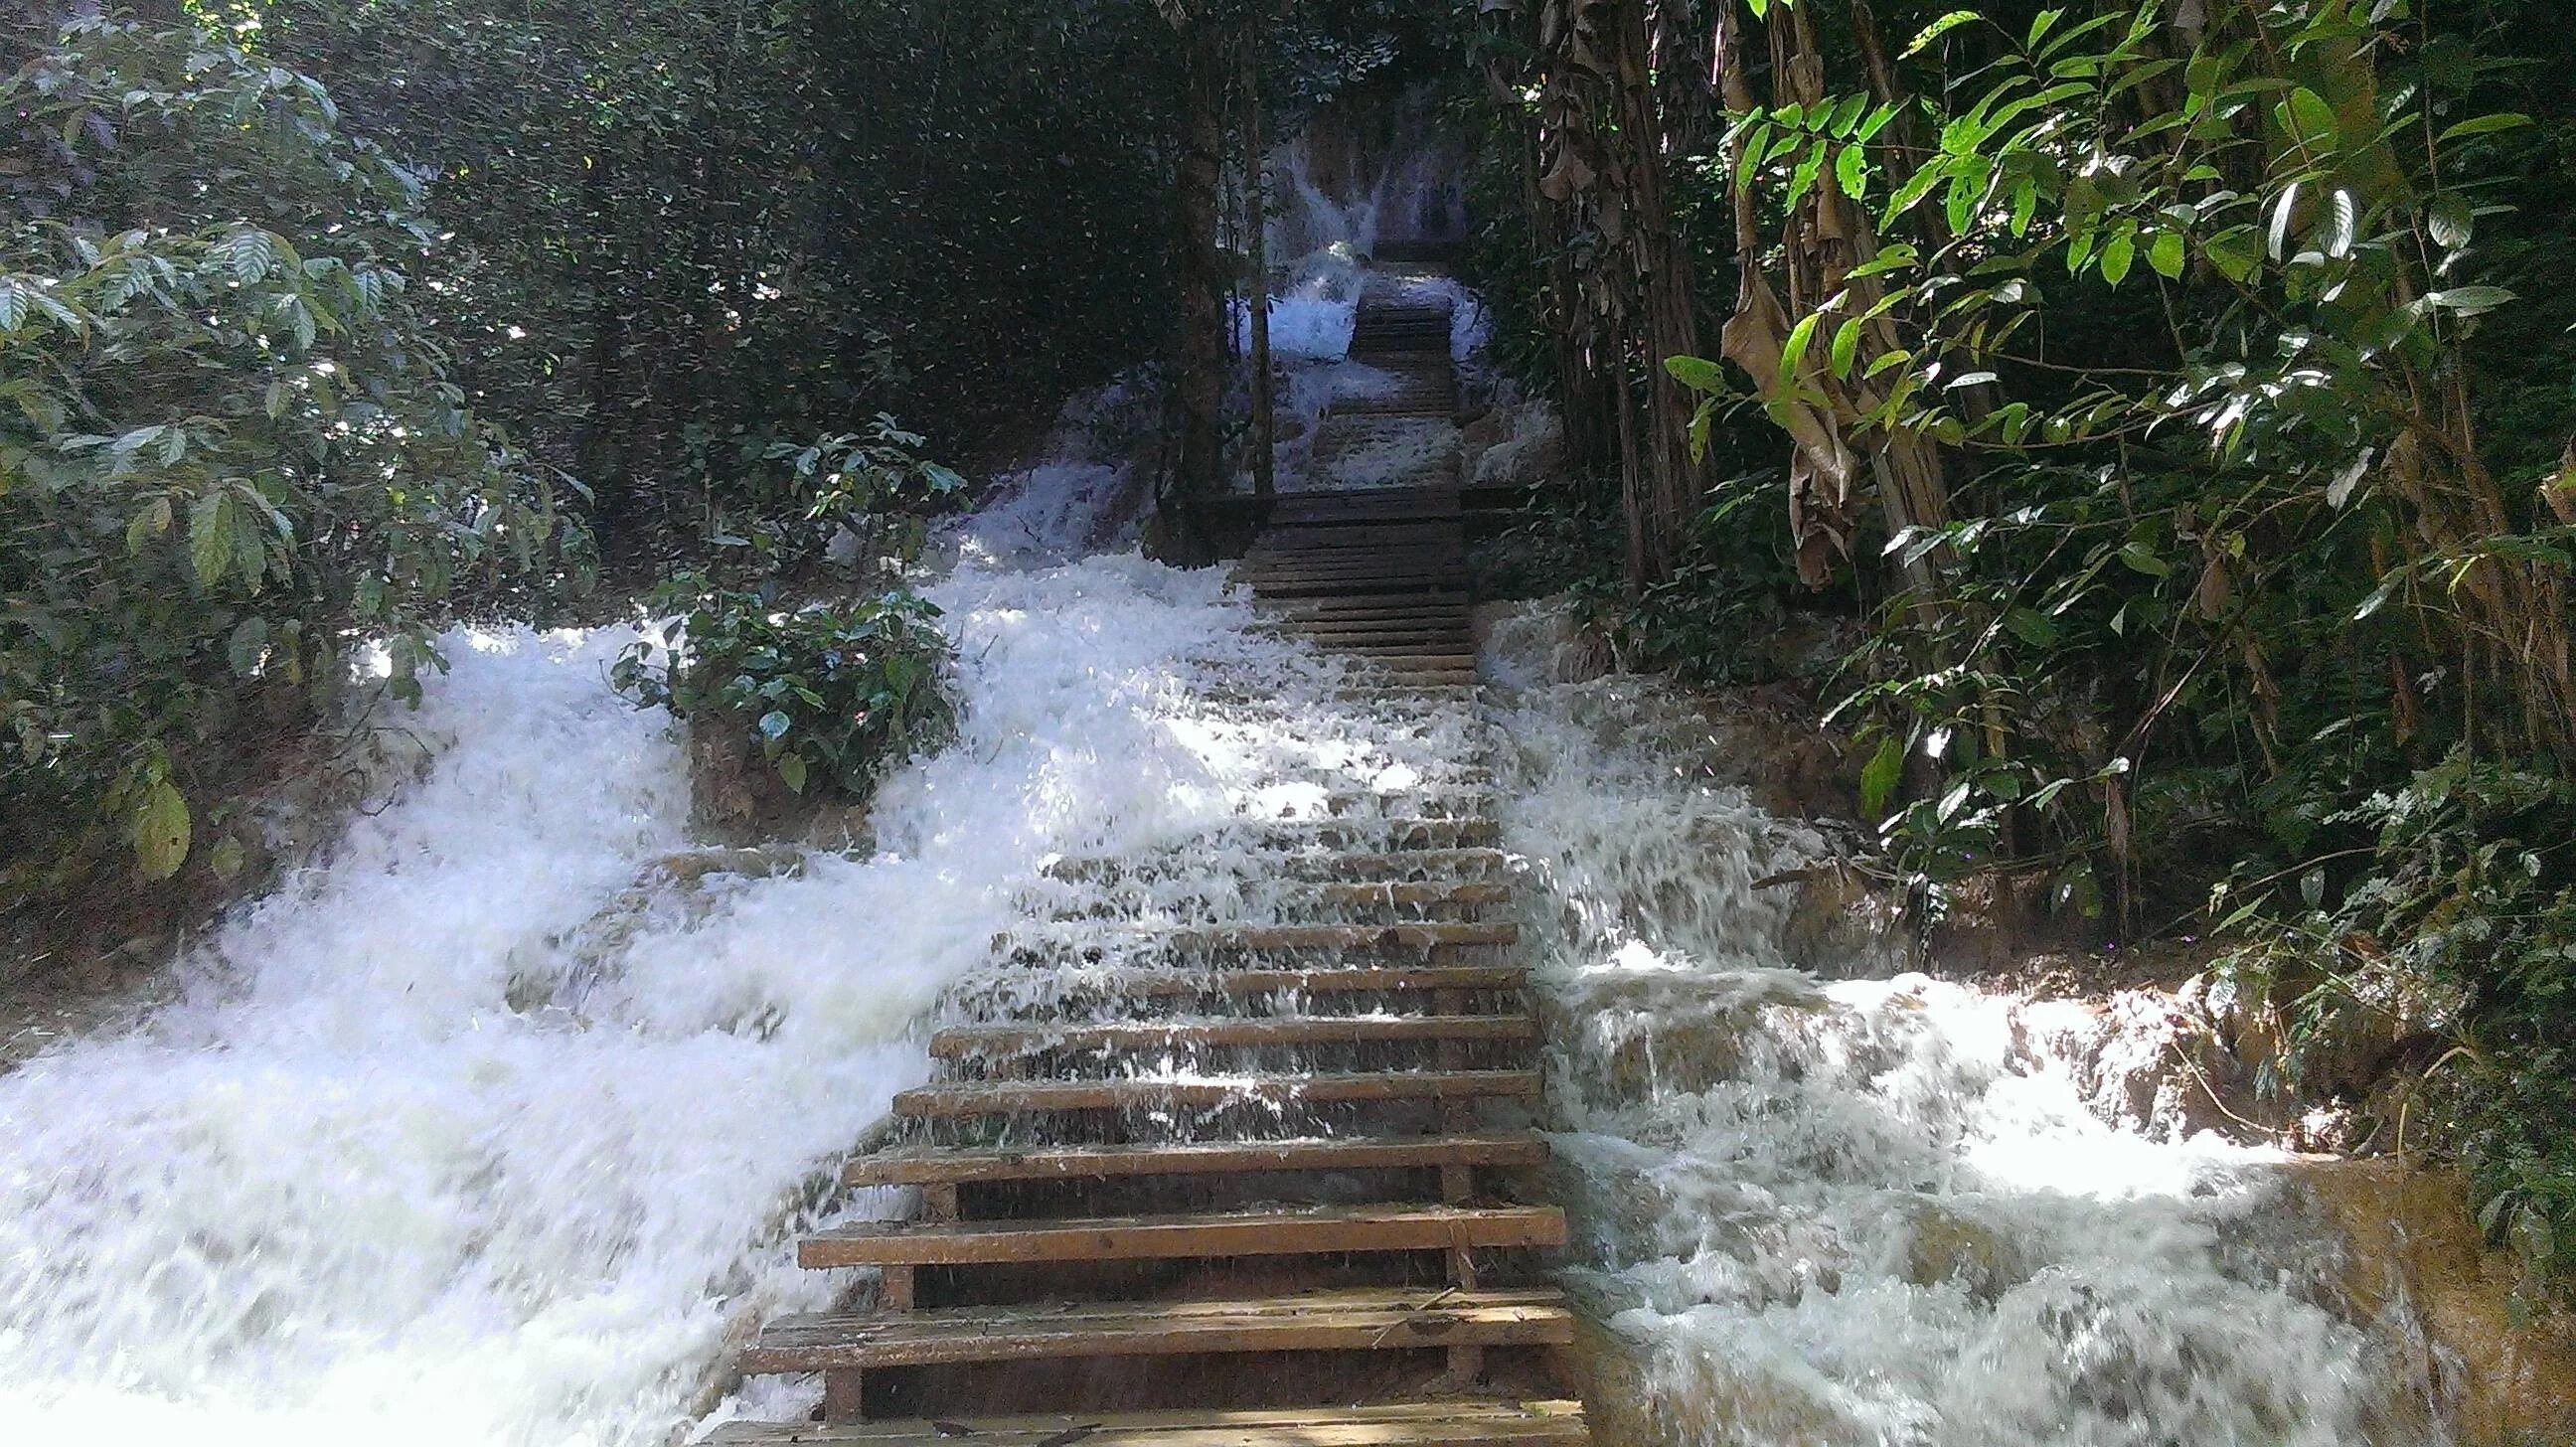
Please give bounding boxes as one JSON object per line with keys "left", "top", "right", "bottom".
{"left": 740, "top": 1287, "right": 1575, "bottom": 1370}
{"left": 892, "top": 1069, "right": 1541, "bottom": 1118}
{"left": 843, "top": 1131, "right": 1550, "bottom": 1186}
{"left": 930, "top": 1014, "right": 1535, "bottom": 1055}
{"left": 799, "top": 1203, "right": 1569, "bottom": 1267}
{"left": 706, "top": 1399, "right": 1591, "bottom": 1447}
{"left": 945, "top": 964, "right": 1528, "bottom": 1000}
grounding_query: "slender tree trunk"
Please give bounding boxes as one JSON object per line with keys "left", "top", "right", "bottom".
{"left": 1245, "top": 11, "right": 1275, "bottom": 499}
{"left": 1157, "top": 11, "right": 1228, "bottom": 562}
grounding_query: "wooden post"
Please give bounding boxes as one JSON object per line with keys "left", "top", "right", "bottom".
{"left": 821, "top": 1369, "right": 866, "bottom": 1422}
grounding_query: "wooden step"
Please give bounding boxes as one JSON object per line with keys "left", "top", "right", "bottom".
{"left": 890, "top": 1070, "right": 1541, "bottom": 1120}
{"left": 1252, "top": 818, "right": 1502, "bottom": 851}
{"left": 799, "top": 1203, "right": 1569, "bottom": 1268}
{"left": 843, "top": 1131, "right": 1549, "bottom": 1187}
{"left": 930, "top": 1013, "right": 1535, "bottom": 1057}
{"left": 1006, "top": 922, "right": 1515, "bottom": 968}
{"left": 739, "top": 1287, "right": 1574, "bottom": 1372}
{"left": 946, "top": 964, "right": 1527, "bottom": 1003}
{"left": 1155, "top": 922, "right": 1518, "bottom": 951}
{"left": 1306, "top": 880, "right": 1513, "bottom": 909}
{"left": 706, "top": 1399, "right": 1591, "bottom": 1447}
{"left": 1274, "top": 848, "right": 1512, "bottom": 882}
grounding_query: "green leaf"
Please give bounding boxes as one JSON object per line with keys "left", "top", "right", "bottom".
{"left": 2428, "top": 285, "right": 2514, "bottom": 315}
{"left": 1834, "top": 142, "right": 1869, "bottom": 202}
{"left": 1904, "top": 10, "right": 1980, "bottom": 57}
{"left": 2282, "top": 86, "right": 2340, "bottom": 150}
{"left": 775, "top": 751, "right": 809, "bottom": 794}
{"left": 2427, "top": 195, "right": 2475, "bottom": 250}
{"left": 228, "top": 616, "right": 269, "bottom": 677}
{"left": 1778, "top": 312, "right": 1822, "bottom": 391}
{"left": 757, "top": 709, "right": 793, "bottom": 741}
{"left": 1664, "top": 355, "right": 1725, "bottom": 393}
{"left": 1830, "top": 319, "right": 1862, "bottom": 380}
{"left": 188, "top": 492, "right": 232, "bottom": 586}
{"left": 2100, "top": 232, "right": 2137, "bottom": 285}
{"left": 2205, "top": 226, "right": 2262, "bottom": 283}
{"left": 2118, "top": 542, "right": 2172, "bottom": 577}
{"left": 2438, "top": 112, "right": 2532, "bottom": 144}
{"left": 125, "top": 496, "right": 172, "bottom": 556}
{"left": 2004, "top": 606, "right": 2061, "bottom": 648}
{"left": 2148, "top": 230, "right": 2186, "bottom": 279}
{"left": 131, "top": 780, "right": 192, "bottom": 881}
{"left": 1860, "top": 734, "right": 1906, "bottom": 818}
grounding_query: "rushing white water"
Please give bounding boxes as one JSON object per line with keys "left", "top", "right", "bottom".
{"left": 1482, "top": 604, "right": 2429, "bottom": 1446}
{"left": 0, "top": 526, "right": 1381, "bottom": 1445}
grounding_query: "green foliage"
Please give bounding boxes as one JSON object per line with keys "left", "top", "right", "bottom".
{"left": 701, "top": 415, "right": 971, "bottom": 578}
{"left": 1506, "top": 0, "right": 2576, "bottom": 1287}
{"left": 2216, "top": 749, "right": 2576, "bottom": 1292}
{"left": 229, "top": 0, "right": 1189, "bottom": 563}
{"left": 611, "top": 579, "right": 955, "bottom": 804}
{"left": 2, "top": 17, "right": 576, "bottom": 882}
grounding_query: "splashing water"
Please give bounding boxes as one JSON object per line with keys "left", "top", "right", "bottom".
{"left": 0, "top": 537, "right": 1397, "bottom": 1445}
{"left": 1483, "top": 604, "right": 2432, "bottom": 1446}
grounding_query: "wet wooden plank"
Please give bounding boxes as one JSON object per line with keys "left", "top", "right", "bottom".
{"left": 707, "top": 1399, "right": 1591, "bottom": 1447}
{"left": 797, "top": 1203, "right": 1569, "bottom": 1268}
{"left": 929, "top": 1013, "right": 1536, "bottom": 1056}
{"left": 889, "top": 1069, "right": 1541, "bottom": 1120}
{"left": 739, "top": 1287, "right": 1574, "bottom": 1370}
{"left": 842, "top": 1131, "right": 1549, "bottom": 1187}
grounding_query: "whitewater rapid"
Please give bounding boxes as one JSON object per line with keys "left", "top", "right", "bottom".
{"left": 1483, "top": 605, "right": 2431, "bottom": 1446}
{"left": 0, "top": 553, "right": 1347, "bottom": 1446}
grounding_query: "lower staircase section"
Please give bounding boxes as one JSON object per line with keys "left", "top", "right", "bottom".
{"left": 717, "top": 273, "right": 1589, "bottom": 1447}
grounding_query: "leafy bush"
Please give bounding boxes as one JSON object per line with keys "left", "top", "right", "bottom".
{"left": 2, "top": 18, "right": 577, "bottom": 884}
{"left": 611, "top": 577, "right": 955, "bottom": 804}
{"left": 2217, "top": 749, "right": 2576, "bottom": 1293}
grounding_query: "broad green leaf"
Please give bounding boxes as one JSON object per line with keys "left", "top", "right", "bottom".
{"left": 1830, "top": 319, "right": 1862, "bottom": 380}
{"left": 228, "top": 615, "right": 269, "bottom": 677}
{"left": 1835, "top": 141, "right": 1869, "bottom": 202}
{"left": 1860, "top": 734, "right": 1906, "bottom": 817}
{"left": 1904, "top": 10, "right": 1980, "bottom": 58}
{"left": 2428, "top": 285, "right": 2513, "bottom": 315}
{"left": 2281, "top": 86, "right": 2340, "bottom": 150}
{"left": 2148, "top": 229, "right": 2186, "bottom": 279}
{"left": 188, "top": 491, "right": 232, "bottom": 586}
{"left": 131, "top": 780, "right": 192, "bottom": 881}
{"left": 2438, "top": 112, "right": 2532, "bottom": 144}
{"left": 2004, "top": 606, "right": 2060, "bottom": 647}
{"left": 2118, "top": 542, "right": 2172, "bottom": 577}
{"left": 2427, "top": 195, "right": 2475, "bottom": 250}
{"left": 2205, "top": 226, "right": 2262, "bottom": 283}
{"left": 776, "top": 751, "right": 809, "bottom": 794}
{"left": 125, "top": 496, "right": 172, "bottom": 556}
{"left": 1665, "top": 355, "right": 1725, "bottom": 393}
{"left": 2100, "top": 232, "right": 2137, "bottom": 285}
{"left": 757, "top": 709, "right": 792, "bottom": 740}
{"left": 1779, "top": 314, "right": 1824, "bottom": 402}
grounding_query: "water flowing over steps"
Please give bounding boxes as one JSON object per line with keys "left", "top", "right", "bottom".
{"left": 721, "top": 270, "right": 1591, "bottom": 1447}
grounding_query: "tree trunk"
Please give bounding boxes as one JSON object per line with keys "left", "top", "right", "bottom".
{"left": 1244, "top": 12, "right": 1275, "bottom": 499}
{"left": 1155, "top": 11, "right": 1229, "bottom": 563}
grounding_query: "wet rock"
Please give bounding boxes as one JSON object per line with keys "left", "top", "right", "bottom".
{"left": 2286, "top": 1158, "right": 2576, "bottom": 1446}
{"left": 1467, "top": 404, "right": 1565, "bottom": 489}
{"left": 1894, "top": 1198, "right": 2030, "bottom": 1303}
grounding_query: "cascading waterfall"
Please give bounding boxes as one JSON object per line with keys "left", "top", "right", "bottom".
{"left": 1482, "top": 602, "right": 2438, "bottom": 1446}
{"left": 0, "top": 511, "right": 1413, "bottom": 1444}
{"left": 0, "top": 223, "right": 2457, "bottom": 1447}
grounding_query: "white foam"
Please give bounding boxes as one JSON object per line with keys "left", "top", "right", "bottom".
{"left": 1486, "top": 607, "right": 2412, "bottom": 1445}
{"left": 0, "top": 552, "right": 1368, "bottom": 1446}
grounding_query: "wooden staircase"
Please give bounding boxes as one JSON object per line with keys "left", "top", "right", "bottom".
{"left": 713, "top": 269, "right": 1590, "bottom": 1447}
